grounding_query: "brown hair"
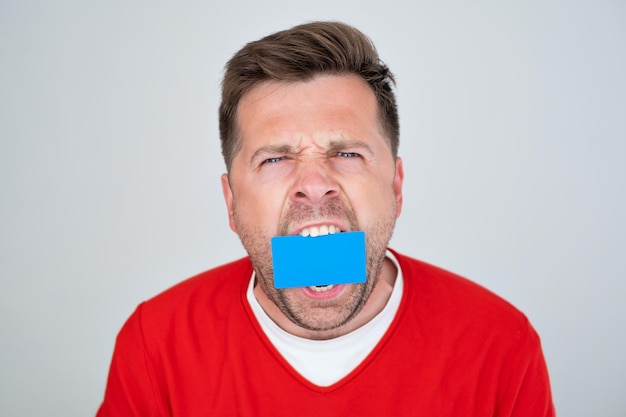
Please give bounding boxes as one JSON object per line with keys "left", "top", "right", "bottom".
{"left": 219, "top": 21, "right": 399, "bottom": 171}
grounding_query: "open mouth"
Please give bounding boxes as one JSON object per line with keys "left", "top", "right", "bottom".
{"left": 309, "top": 284, "right": 334, "bottom": 292}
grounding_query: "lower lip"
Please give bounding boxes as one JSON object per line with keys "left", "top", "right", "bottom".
{"left": 299, "top": 284, "right": 347, "bottom": 300}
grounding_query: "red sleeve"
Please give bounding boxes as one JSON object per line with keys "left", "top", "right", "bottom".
{"left": 96, "top": 304, "right": 166, "bottom": 417}
{"left": 497, "top": 320, "right": 555, "bottom": 417}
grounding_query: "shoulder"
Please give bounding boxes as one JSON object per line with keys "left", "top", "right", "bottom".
{"left": 388, "top": 250, "right": 553, "bottom": 414}
{"left": 131, "top": 257, "right": 253, "bottom": 335}
{"left": 390, "top": 249, "right": 532, "bottom": 338}
{"left": 149, "top": 257, "right": 252, "bottom": 303}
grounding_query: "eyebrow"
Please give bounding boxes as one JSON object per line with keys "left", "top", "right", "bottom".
{"left": 326, "top": 139, "right": 373, "bottom": 155}
{"left": 249, "top": 144, "right": 296, "bottom": 166}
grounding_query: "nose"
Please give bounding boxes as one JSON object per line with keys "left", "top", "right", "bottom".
{"left": 291, "top": 160, "right": 339, "bottom": 204}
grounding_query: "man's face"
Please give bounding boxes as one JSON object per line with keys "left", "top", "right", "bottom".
{"left": 222, "top": 74, "right": 403, "bottom": 335}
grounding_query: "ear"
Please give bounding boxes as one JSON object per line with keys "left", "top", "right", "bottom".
{"left": 393, "top": 157, "right": 404, "bottom": 218}
{"left": 221, "top": 173, "right": 238, "bottom": 233}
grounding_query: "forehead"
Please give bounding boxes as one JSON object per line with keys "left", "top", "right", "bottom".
{"left": 239, "top": 73, "right": 376, "bottom": 108}
{"left": 235, "top": 74, "right": 384, "bottom": 150}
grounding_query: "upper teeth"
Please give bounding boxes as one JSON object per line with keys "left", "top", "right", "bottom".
{"left": 300, "top": 225, "right": 341, "bottom": 237}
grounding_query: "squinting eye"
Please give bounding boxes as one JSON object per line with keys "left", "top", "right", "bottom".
{"left": 262, "top": 156, "right": 286, "bottom": 165}
{"left": 337, "top": 152, "right": 360, "bottom": 158}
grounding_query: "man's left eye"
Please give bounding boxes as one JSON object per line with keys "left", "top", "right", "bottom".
{"left": 337, "top": 152, "right": 360, "bottom": 158}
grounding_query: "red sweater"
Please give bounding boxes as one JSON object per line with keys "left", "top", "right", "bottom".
{"left": 97, "top": 250, "right": 554, "bottom": 416}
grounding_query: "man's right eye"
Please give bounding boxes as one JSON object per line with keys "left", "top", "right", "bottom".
{"left": 262, "top": 156, "right": 286, "bottom": 165}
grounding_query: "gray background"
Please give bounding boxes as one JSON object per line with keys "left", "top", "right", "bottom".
{"left": 1, "top": 0, "right": 625, "bottom": 415}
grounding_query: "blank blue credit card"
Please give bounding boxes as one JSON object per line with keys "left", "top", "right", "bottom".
{"left": 271, "top": 231, "right": 366, "bottom": 288}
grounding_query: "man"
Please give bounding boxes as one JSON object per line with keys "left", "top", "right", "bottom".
{"left": 97, "top": 21, "right": 554, "bottom": 416}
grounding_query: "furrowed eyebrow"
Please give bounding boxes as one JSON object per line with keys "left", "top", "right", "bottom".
{"left": 250, "top": 144, "right": 296, "bottom": 165}
{"left": 327, "top": 140, "right": 374, "bottom": 156}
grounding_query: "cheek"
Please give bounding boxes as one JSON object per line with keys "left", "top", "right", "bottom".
{"left": 344, "top": 177, "right": 396, "bottom": 217}
{"left": 233, "top": 184, "right": 287, "bottom": 228}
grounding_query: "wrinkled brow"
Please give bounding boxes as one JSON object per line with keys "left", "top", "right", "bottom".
{"left": 326, "top": 140, "right": 373, "bottom": 155}
{"left": 249, "top": 144, "right": 295, "bottom": 165}
{"left": 249, "top": 139, "right": 374, "bottom": 165}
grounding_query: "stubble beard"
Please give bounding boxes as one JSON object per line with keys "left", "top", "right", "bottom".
{"left": 233, "top": 197, "right": 397, "bottom": 333}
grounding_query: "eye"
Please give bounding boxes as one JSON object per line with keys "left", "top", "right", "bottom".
{"left": 261, "top": 156, "right": 286, "bottom": 165}
{"left": 336, "top": 151, "right": 361, "bottom": 158}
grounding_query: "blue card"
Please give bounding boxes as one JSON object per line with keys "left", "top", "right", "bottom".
{"left": 271, "top": 231, "right": 366, "bottom": 288}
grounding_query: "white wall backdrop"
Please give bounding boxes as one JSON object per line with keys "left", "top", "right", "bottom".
{"left": 1, "top": 1, "right": 624, "bottom": 415}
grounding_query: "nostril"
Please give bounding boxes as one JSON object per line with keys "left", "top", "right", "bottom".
{"left": 292, "top": 169, "right": 339, "bottom": 202}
